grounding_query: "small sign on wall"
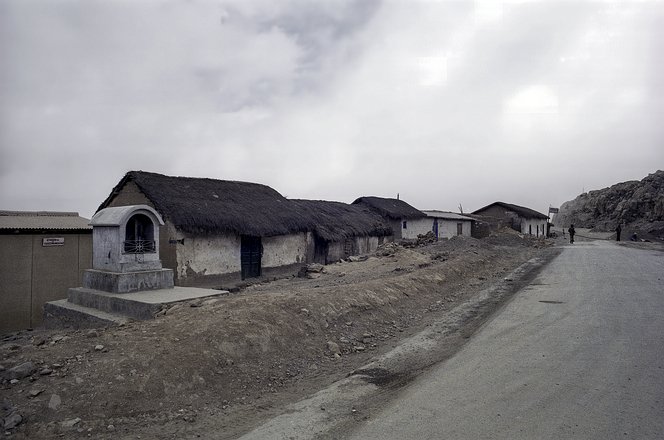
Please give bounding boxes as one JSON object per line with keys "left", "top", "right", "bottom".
{"left": 42, "top": 237, "right": 65, "bottom": 247}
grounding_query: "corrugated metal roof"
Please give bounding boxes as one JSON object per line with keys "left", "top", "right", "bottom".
{"left": 0, "top": 211, "right": 92, "bottom": 231}
{"left": 422, "top": 210, "right": 475, "bottom": 221}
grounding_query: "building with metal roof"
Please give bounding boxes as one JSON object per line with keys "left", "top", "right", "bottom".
{"left": 1, "top": 211, "right": 92, "bottom": 334}
{"left": 421, "top": 210, "right": 474, "bottom": 239}
{"left": 0, "top": 211, "right": 92, "bottom": 232}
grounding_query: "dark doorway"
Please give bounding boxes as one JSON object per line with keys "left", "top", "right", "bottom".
{"left": 343, "top": 239, "right": 355, "bottom": 259}
{"left": 241, "top": 235, "right": 262, "bottom": 279}
{"left": 433, "top": 219, "right": 439, "bottom": 239}
{"left": 456, "top": 223, "right": 463, "bottom": 236}
{"left": 313, "top": 235, "right": 328, "bottom": 264}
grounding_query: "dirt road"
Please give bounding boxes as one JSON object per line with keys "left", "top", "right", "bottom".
{"left": 2, "top": 230, "right": 554, "bottom": 439}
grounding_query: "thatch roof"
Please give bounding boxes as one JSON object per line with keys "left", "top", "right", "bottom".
{"left": 352, "top": 196, "right": 426, "bottom": 220}
{"left": 98, "top": 171, "right": 396, "bottom": 239}
{"left": 472, "top": 202, "right": 548, "bottom": 220}
{"left": 98, "top": 171, "right": 310, "bottom": 236}
{"left": 292, "top": 199, "right": 393, "bottom": 242}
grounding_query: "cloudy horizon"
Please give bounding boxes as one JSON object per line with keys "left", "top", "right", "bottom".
{"left": 1, "top": 0, "right": 663, "bottom": 219}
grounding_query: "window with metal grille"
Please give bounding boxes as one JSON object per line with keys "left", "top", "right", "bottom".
{"left": 124, "top": 214, "right": 156, "bottom": 253}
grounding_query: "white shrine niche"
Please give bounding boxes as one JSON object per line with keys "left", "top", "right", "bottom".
{"left": 83, "top": 205, "right": 173, "bottom": 293}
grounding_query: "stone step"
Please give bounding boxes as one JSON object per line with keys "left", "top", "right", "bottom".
{"left": 43, "top": 300, "right": 130, "bottom": 330}
{"left": 44, "top": 286, "right": 228, "bottom": 330}
{"left": 67, "top": 287, "right": 162, "bottom": 320}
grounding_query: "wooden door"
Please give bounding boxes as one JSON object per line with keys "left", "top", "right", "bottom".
{"left": 241, "top": 236, "right": 262, "bottom": 279}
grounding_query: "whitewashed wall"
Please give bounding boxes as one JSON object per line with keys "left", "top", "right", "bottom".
{"left": 437, "top": 219, "right": 472, "bottom": 239}
{"left": 176, "top": 233, "right": 240, "bottom": 279}
{"left": 262, "top": 233, "right": 308, "bottom": 267}
{"left": 401, "top": 218, "right": 434, "bottom": 240}
{"left": 520, "top": 218, "right": 548, "bottom": 237}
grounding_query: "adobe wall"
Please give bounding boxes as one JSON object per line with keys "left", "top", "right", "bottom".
{"left": 262, "top": 233, "right": 308, "bottom": 268}
{"left": 176, "top": 232, "right": 241, "bottom": 280}
{"left": 438, "top": 219, "right": 472, "bottom": 239}
{"left": 401, "top": 217, "right": 434, "bottom": 240}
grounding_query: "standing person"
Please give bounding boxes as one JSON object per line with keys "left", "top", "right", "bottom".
{"left": 568, "top": 224, "right": 575, "bottom": 244}
{"left": 616, "top": 224, "right": 622, "bottom": 241}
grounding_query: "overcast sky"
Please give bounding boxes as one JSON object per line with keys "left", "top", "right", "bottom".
{"left": 1, "top": 0, "right": 662, "bottom": 219}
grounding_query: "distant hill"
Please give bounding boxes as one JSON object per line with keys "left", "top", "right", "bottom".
{"left": 554, "top": 170, "right": 664, "bottom": 240}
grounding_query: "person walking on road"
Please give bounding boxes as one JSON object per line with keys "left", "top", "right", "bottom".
{"left": 616, "top": 224, "right": 622, "bottom": 241}
{"left": 568, "top": 224, "right": 575, "bottom": 244}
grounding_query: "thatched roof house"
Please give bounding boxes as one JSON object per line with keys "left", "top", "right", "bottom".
{"left": 352, "top": 196, "right": 426, "bottom": 220}
{"left": 98, "top": 171, "right": 395, "bottom": 285}
{"left": 98, "top": 171, "right": 310, "bottom": 237}
{"left": 352, "top": 196, "right": 429, "bottom": 240}
{"left": 292, "top": 199, "right": 393, "bottom": 264}
{"left": 292, "top": 199, "right": 392, "bottom": 242}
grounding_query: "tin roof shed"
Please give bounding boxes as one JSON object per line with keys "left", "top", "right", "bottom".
{"left": 0, "top": 211, "right": 92, "bottom": 231}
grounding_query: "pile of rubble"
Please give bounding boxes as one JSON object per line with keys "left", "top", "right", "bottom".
{"left": 375, "top": 242, "right": 399, "bottom": 256}
{"left": 401, "top": 231, "right": 438, "bottom": 248}
{"left": 298, "top": 263, "right": 326, "bottom": 279}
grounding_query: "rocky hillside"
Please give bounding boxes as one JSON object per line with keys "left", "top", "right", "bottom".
{"left": 555, "top": 170, "right": 664, "bottom": 239}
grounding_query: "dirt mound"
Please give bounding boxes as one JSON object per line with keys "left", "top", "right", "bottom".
{"left": 555, "top": 170, "right": 664, "bottom": 240}
{"left": 1, "top": 231, "right": 547, "bottom": 439}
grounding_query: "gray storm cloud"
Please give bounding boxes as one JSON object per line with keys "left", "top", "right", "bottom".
{"left": 1, "top": 0, "right": 662, "bottom": 218}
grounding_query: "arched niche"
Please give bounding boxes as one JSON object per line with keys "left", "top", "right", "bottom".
{"left": 90, "top": 205, "right": 165, "bottom": 273}
{"left": 124, "top": 213, "right": 156, "bottom": 253}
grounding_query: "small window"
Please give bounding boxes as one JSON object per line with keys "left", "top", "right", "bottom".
{"left": 402, "top": 221, "right": 407, "bottom": 229}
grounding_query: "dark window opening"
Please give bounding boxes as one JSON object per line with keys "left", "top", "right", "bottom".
{"left": 402, "top": 221, "right": 407, "bottom": 229}
{"left": 124, "top": 214, "right": 155, "bottom": 253}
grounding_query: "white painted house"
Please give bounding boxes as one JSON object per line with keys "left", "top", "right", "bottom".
{"left": 97, "top": 171, "right": 393, "bottom": 287}
{"left": 421, "top": 211, "right": 474, "bottom": 239}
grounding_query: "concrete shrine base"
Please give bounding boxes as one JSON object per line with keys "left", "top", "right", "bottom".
{"left": 43, "top": 286, "right": 228, "bottom": 329}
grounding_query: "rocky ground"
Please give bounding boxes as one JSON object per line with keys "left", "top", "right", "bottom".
{"left": 2, "top": 229, "right": 555, "bottom": 439}
{"left": 555, "top": 170, "right": 664, "bottom": 240}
